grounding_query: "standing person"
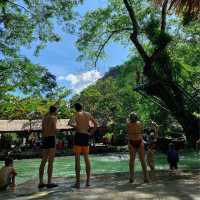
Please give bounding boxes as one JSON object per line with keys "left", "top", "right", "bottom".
{"left": 69, "top": 103, "right": 97, "bottom": 188}
{"left": 38, "top": 106, "right": 58, "bottom": 189}
{"left": 167, "top": 143, "right": 179, "bottom": 170}
{"left": 128, "top": 112, "right": 149, "bottom": 183}
{"left": 0, "top": 157, "right": 17, "bottom": 190}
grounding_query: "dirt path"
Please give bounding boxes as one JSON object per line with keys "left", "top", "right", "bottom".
{"left": 0, "top": 170, "right": 199, "bottom": 200}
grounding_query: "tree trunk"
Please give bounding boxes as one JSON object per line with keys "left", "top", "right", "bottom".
{"left": 143, "top": 76, "right": 200, "bottom": 146}
{"left": 123, "top": 0, "right": 199, "bottom": 147}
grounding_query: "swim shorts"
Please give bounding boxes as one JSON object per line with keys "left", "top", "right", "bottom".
{"left": 42, "top": 136, "right": 56, "bottom": 149}
{"left": 73, "top": 145, "right": 89, "bottom": 154}
{"left": 74, "top": 133, "right": 90, "bottom": 154}
{"left": 129, "top": 139, "right": 142, "bottom": 149}
{"left": 74, "top": 133, "right": 90, "bottom": 146}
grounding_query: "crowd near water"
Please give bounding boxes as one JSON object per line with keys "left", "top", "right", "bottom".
{"left": 0, "top": 104, "right": 199, "bottom": 191}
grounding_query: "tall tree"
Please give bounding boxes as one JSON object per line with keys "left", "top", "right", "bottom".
{"left": 76, "top": 0, "right": 200, "bottom": 145}
{"left": 0, "top": 0, "right": 82, "bottom": 58}
{"left": 0, "top": 0, "right": 82, "bottom": 95}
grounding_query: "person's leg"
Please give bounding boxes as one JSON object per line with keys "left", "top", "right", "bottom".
{"left": 47, "top": 148, "right": 56, "bottom": 185}
{"left": 83, "top": 151, "right": 90, "bottom": 186}
{"left": 170, "top": 163, "right": 173, "bottom": 170}
{"left": 147, "top": 154, "right": 151, "bottom": 170}
{"left": 75, "top": 153, "right": 81, "bottom": 188}
{"left": 175, "top": 162, "right": 178, "bottom": 169}
{"left": 39, "top": 149, "right": 48, "bottom": 186}
{"left": 148, "top": 160, "right": 154, "bottom": 171}
{"left": 172, "top": 162, "right": 177, "bottom": 170}
{"left": 129, "top": 145, "right": 136, "bottom": 183}
{"left": 150, "top": 157, "right": 155, "bottom": 171}
{"left": 139, "top": 142, "right": 149, "bottom": 182}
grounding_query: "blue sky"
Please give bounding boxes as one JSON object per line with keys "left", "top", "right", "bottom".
{"left": 21, "top": 0, "right": 130, "bottom": 94}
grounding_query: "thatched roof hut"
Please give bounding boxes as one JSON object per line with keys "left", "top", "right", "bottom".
{"left": 0, "top": 119, "right": 73, "bottom": 133}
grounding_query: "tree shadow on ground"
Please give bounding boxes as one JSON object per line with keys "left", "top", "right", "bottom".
{"left": 0, "top": 170, "right": 199, "bottom": 200}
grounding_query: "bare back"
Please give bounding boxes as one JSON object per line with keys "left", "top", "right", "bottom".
{"left": 42, "top": 114, "right": 57, "bottom": 137}
{"left": 128, "top": 121, "right": 143, "bottom": 141}
{"left": 75, "top": 111, "right": 93, "bottom": 134}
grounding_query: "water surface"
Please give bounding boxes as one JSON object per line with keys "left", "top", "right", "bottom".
{"left": 0, "top": 151, "right": 199, "bottom": 184}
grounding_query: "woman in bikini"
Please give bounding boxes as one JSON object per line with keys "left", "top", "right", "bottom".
{"left": 128, "top": 112, "right": 149, "bottom": 183}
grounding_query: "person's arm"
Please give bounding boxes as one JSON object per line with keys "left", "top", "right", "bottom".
{"left": 52, "top": 116, "right": 57, "bottom": 132}
{"left": 42, "top": 118, "right": 45, "bottom": 136}
{"left": 68, "top": 116, "right": 76, "bottom": 128}
{"left": 89, "top": 114, "right": 98, "bottom": 135}
{"left": 140, "top": 122, "right": 144, "bottom": 138}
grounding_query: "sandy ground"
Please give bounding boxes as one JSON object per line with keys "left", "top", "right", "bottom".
{"left": 0, "top": 170, "right": 199, "bottom": 200}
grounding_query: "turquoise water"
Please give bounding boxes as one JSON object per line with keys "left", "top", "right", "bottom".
{"left": 0, "top": 152, "right": 199, "bottom": 184}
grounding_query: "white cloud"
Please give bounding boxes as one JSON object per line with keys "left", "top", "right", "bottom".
{"left": 65, "top": 74, "right": 79, "bottom": 85}
{"left": 58, "top": 70, "right": 102, "bottom": 93}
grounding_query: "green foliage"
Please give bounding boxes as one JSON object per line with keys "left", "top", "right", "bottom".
{"left": 169, "top": 19, "right": 200, "bottom": 99}
{"left": 0, "top": 92, "right": 71, "bottom": 120}
{"left": 74, "top": 0, "right": 200, "bottom": 140}
{"left": 0, "top": 0, "right": 82, "bottom": 58}
{"left": 76, "top": 0, "right": 157, "bottom": 65}
{"left": 0, "top": 58, "right": 58, "bottom": 96}
{"left": 71, "top": 56, "right": 170, "bottom": 134}
{"left": 0, "top": 0, "right": 82, "bottom": 97}
{"left": 143, "top": 16, "right": 160, "bottom": 45}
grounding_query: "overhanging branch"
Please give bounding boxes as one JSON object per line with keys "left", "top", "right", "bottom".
{"left": 161, "top": 0, "right": 168, "bottom": 32}
{"left": 123, "top": 0, "right": 139, "bottom": 34}
{"left": 145, "top": 0, "right": 170, "bottom": 73}
{"left": 6, "top": 0, "right": 31, "bottom": 14}
{"left": 94, "top": 28, "right": 132, "bottom": 67}
{"left": 123, "top": 0, "right": 149, "bottom": 63}
{"left": 94, "top": 32, "right": 116, "bottom": 68}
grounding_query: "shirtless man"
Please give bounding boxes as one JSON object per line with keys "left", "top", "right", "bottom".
{"left": 38, "top": 106, "right": 58, "bottom": 188}
{"left": 69, "top": 103, "right": 97, "bottom": 188}
{"left": 128, "top": 112, "right": 149, "bottom": 183}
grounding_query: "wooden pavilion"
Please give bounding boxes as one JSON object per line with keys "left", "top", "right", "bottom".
{"left": 0, "top": 119, "right": 73, "bottom": 133}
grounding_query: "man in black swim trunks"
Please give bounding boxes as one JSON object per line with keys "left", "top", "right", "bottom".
{"left": 69, "top": 103, "right": 97, "bottom": 188}
{"left": 38, "top": 106, "right": 58, "bottom": 188}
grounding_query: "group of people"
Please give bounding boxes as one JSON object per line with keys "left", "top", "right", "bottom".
{"left": 38, "top": 103, "right": 97, "bottom": 189}
{"left": 0, "top": 103, "right": 180, "bottom": 190}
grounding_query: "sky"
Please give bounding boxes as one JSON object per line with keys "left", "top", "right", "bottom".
{"left": 21, "top": 0, "right": 130, "bottom": 95}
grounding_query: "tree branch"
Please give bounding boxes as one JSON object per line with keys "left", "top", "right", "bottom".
{"left": 0, "top": 0, "right": 32, "bottom": 24}
{"left": 123, "top": 0, "right": 139, "bottom": 34}
{"left": 161, "top": 0, "right": 168, "bottom": 32}
{"left": 93, "top": 28, "right": 132, "bottom": 67}
{"left": 145, "top": 0, "right": 170, "bottom": 71}
{"left": 123, "top": 0, "right": 149, "bottom": 63}
{"left": 94, "top": 31, "right": 116, "bottom": 68}
{"left": 88, "top": 27, "right": 133, "bottom": 44}
{"left": 6, "top": 0, "right": 31, "bottom": 14}
{"left": 130, "top": 34, "right": 150, "bottom": 63}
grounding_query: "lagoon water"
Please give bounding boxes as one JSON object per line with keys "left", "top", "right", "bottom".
{"left": 0, "top": 152, "right": 199, "bottom": 185}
